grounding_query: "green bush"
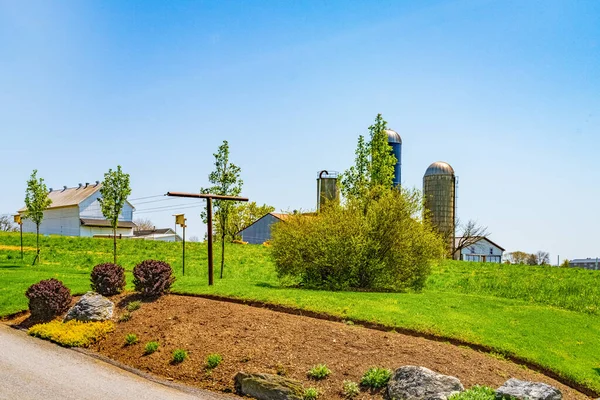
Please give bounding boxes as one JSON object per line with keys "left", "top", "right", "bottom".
{"left": 303, "top": 388, "right": 320, "bottom": 400}
{"left": 206, "top": 353, "right": 222, "bottom": 369}
{"left": 124, "top": 333, "right": 138, "bottom": 345}
{"left": 448, "top": 386, "right": 495, "bottom": 400}
{"left": 307, "top": 364, "right": 331, "bottom": 380}
{"left": 342, "top": 380, "right": 360, "bottom": 398}
{"left": 360, "top": 367, "right": 392, "bottom": 388}
{"left": 271, "top": 189, "right": 445, "bottom": 291}
{"left": 126, "top": 300, "right": 141, "bottom": 312}
{"left": 172, "top": 349, "right": 188, "bottom": 364}
{"left": 144, "top": 341, "right": 159, "bottom": 354}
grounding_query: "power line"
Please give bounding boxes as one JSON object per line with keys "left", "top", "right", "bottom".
{"left": 134, "top": 204, "right": 205, "bottom": 214}
{"left": 128, "top": 194, "right": 165, "bottom": 201}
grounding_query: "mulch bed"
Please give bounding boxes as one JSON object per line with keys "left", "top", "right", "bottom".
{"left": 65, "top": 293, "right": 591, "bottom": 399}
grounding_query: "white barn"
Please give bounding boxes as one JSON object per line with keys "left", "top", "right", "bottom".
{"left": 18, "top": 182, "right": 136, "bottom": 237}
{"left": 454, "top": 236, "right": 505, "bottom": 263}
{"left": 131, "top": 228, "right": 182, "bottom": 242}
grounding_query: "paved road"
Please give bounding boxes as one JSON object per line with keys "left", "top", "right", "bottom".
{"left": 0, "top": 324, "right": 232, "bottom": 400}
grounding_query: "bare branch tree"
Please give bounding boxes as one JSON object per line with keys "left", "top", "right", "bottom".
{"left": 454, "top": 219, "right": 490, "bottom": 259}
{"left": 133, "top": 218, "right": 154, "bottom": 231}
{"left": 0, "top": 215, "right": 18, "bottom": 232}
{"left": 536, "top": 251, "right": 550, "bottom": 265}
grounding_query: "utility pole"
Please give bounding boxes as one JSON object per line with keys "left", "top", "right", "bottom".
{"left": 166, "top": 192, "right": 248, "bottom": 285}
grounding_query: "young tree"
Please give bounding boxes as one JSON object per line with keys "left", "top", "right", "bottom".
{"left": 535, "top": 251, "right": 551, "bottom": 266}
{"left": 99, "top": 165, "right": 131, "bottom": 264}
{"left": 340, "top": 114, "right": 397, "bottom": 207}
{"left": 200, "top": 140, "right": 243, "bottom": 278}
{"left": 24, "top": 170, "right": 52, "bottom": 265}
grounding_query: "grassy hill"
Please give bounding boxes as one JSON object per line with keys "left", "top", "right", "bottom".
{"left": 1, "top": 232, "right": 599, "bottom": 395}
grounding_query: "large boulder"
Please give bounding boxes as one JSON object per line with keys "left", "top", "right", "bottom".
{"left": 64, "top": 292, "right": 114, "bottom": 322}
{"left": 234, "top": 372, "right": 303, "bottom": 400}
{"left": 496, "top": 378, "right": 562, "bottom": 400}
{"left": 386, "top": 366, "right": 464, "bottom": 400}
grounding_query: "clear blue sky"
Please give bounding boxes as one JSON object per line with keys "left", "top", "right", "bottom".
{"left": 1, "top": 0, "right": 598, "bottom": 262}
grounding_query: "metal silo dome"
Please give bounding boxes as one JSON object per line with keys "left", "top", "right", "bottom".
{"left": 424, "top": 161, "right": 455, "bottom": 177}
{"left": 384, "top": 129, "right": 402, "bottom": 144}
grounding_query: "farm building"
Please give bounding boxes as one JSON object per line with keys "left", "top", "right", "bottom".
{"left": 131, "top": 228, "right": 182, "bottom": 242}
{"left": 569, "top": 258, "right": 599, "bottom": 270}
{"left": 238, "top": 212, "right": 289, "bottom": 244}
{"left": 18, "top": 182, "right": 136, "bottom": 237}
{"left": 454, "top": 236, "right": 505, "bottom": 263}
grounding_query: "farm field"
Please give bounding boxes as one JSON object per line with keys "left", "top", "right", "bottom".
{"left": 1, "top": 232, "right": 599, "bottom": 395}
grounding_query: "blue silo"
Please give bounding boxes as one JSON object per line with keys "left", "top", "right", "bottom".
{"left": 385, "top": 129, "right": 402, "bottom": 187}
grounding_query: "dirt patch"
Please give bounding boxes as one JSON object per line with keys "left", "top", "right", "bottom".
{"left": 52, "top": 294, "right": 589, "bottom": 400}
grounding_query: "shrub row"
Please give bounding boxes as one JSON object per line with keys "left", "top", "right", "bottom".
{"left": 25, "top": 259, "right": 175, "bottom": 320}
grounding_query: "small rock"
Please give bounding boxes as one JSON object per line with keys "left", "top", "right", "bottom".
{"left": 386, "top": 366, "right": 464, "bottom": 400}
{"left": 234, "top": 372, "right": 303, "bottom": 400}
{"left": 496, "top": 378, "right": 562, "bottom": 400}
{"left": 64, "top": 292, "right": 114, "bottom": 322}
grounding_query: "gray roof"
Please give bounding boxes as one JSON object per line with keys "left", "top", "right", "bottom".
{"left": 385, "top": 129, "right": 402, "bottom": 144}
{"left": 570, "top": 258, "right": 599, "bottom": 263}
{"left": 80, "top": 218, "right": 136, "bottom": 228}
{"left": 424, "top": 161, "right": 455, "bottom": 177}
{"left": 134, "top": 228, "right": 176, "bottom": 237}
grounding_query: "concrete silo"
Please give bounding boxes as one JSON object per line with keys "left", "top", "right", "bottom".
{"left": 317, "top": 170, "right": 339, "bottom": 211}
{"left": 385, "top": 129, "right": 402, "bottom": 187}
{"left": 423, "top": 161, "right": 456, "bottom": 252}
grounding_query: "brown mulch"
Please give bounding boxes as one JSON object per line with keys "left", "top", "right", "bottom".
{"left": 62, "top": 294, "right": 590, "bottom": 399}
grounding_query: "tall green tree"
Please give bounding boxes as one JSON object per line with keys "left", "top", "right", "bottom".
{"left": 340, "top": 114, "right": 397, "bottom": 206}
{"left": 24, "top": 170, "right": 52, "bottom": 265}
{"left": 200, "top": 140, "right": 243, "bottom": 278}
{"left": 99, "top": 165, "right": 131, "bottom": 264}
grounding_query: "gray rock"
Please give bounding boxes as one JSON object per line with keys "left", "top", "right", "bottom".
{"left": 386, "top": 366, "right": 464, "bottom": 400}
{"left": 234, "top": 372, "right": 303, "bottom": 400}
{"left": 64, "top": 292, "right": 114, "bottom": 322}
{"left": 496, "top": 378, "right": 562, "bottom": 400}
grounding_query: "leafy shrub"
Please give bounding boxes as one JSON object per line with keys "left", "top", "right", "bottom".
{"left": 124, "top": 333, "right": 138, "bottom": 345}
{"left": 28, "top": 320, "right": 114, "bottom": 347}
{"left": 449, "top": 386, "right": 495, "bottom": 400}
{"left": 172, "top": 349, "right": 188, "bottom": 364}
{"left": 90, "top": 263, "right": 125, "bottom": 296}
{"left": 133, "top": 260, "right": 176, "bottom": 297}
{"left": 126, "top": 300, "right": 141, "bottom": 312}
{"left": 360, "top": 367, "right": 392, "bottom": 388}
{"left": 205, "top": 353, "right": 223, "bottom": 369}
{"left": 271, "top": 189, "right": 445, "bottom": 291}
{"left": 25, "top": 279, "right": 72, "bottom": 320}
{"left": 307, "top": 364, "right": 331, "bottom": 380}
{"left": 303, "top": 388, "right": 320, "bottom": 400}
{"left": 342, "top": 380, "right": 360, "bottom": 398}
{"left": 144, "top": 341, "right": 159, "bottom": 354}
{"left": 118, "top": 312, "right": 132, "bottom": 322}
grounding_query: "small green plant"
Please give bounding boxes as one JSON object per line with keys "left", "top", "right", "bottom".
{"left": 144, "top": 341, "right": 159, "bottom": 354}
{"left": 206, "top": 353, "right": 223, "bottom": 369}
{"left": 360, "top": 367, "right": 392, "bottom": 388}
{"left": 448, "top": 385, "right": 496, "bottom": 400}
{"left": 124, "top": 333, "right": 138, "bottom": 346}
{"left": 172, "top": 349, "right": 188, "bottom": 364}
{"left": 303, "top": 387, "right": 320, "bottom": 400}
{"left": 276, "top": 363, "right": 287, "bottom": 376}
{"left": 118, "top": 312, "right": 132, "bottom": 322}
{"left": 342, "top": 380, "right": 360, "bottom": 398}
{"left": 307, "top": 363, "right": 331, "bottom": 380}
{"left": 126, "top": 300, "right": 141, "bottom": 312}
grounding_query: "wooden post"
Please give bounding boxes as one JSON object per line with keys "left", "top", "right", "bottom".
{"left": 207, "top": 197, "right": 214, "bottom": 286}
{"left": 20, "top": 222, "right": 23, "bottom": 261}
{"left": 182, "top": 223, "right": 186, "bottom": 276}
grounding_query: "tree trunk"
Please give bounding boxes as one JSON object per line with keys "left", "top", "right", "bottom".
{"left": 113, "top": 226, "right": 117, "bottom": 264}
{"left": 220, "top": 232, "right": 225, "bottom": 279}
{"left": 33, "top": 224, "right": 40, "bottom": 265}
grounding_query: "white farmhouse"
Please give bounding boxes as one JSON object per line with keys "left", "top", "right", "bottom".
{"left": 18, "top": 182, "right": 136, "bottom": 237}
{"left": 454, "top": 236, "right": 505, "bottom": 263}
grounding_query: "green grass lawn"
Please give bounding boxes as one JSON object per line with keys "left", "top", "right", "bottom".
{"left": 1, "top": 232, "right": 599, "bottom": 394}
